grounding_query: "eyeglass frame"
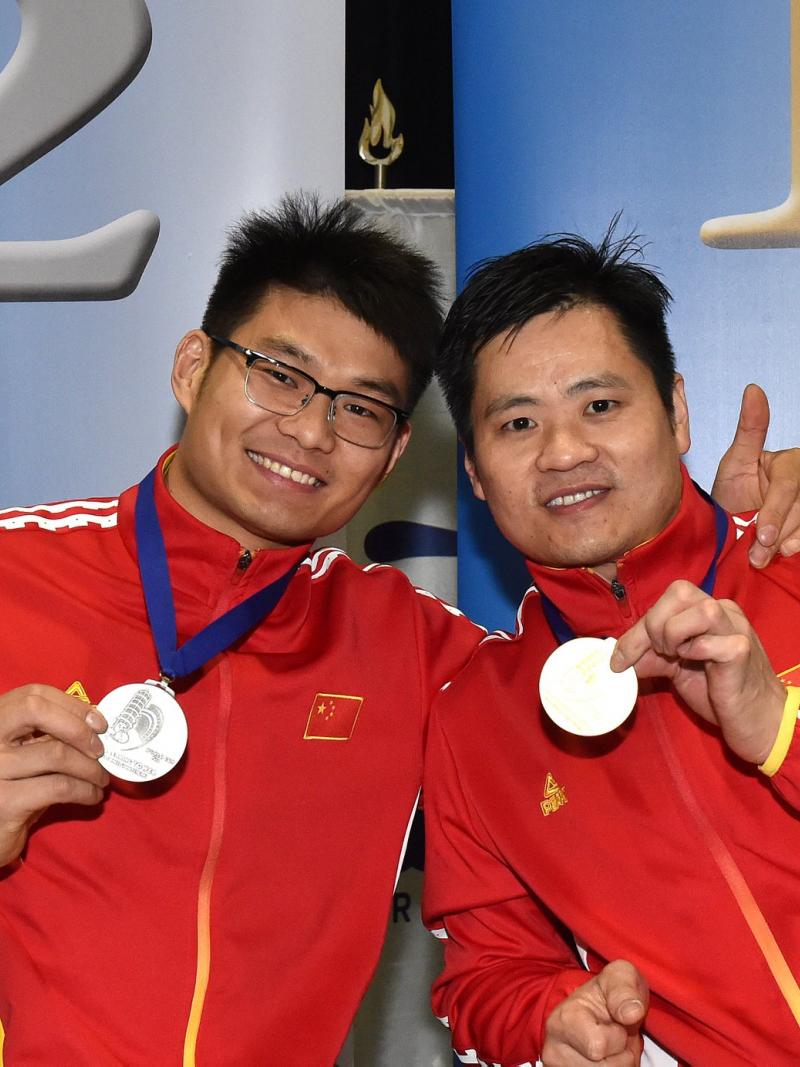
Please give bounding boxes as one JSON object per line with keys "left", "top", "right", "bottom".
{"left": 207, "top": 334, "right": 410, "bottom": 449}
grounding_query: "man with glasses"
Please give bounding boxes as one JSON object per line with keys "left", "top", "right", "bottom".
{"left": 0, "top": 194, "right": 482, "bottom": 1066}
{"left": 0, "top": 195, "right": 795, "bottom": 1066}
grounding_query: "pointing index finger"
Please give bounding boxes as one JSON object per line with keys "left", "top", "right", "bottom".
{"left": 750, "top": 464, "right": 800, "bottom": 567}
{"left": 610, "top": 619, "right": 650, "bottom": 673}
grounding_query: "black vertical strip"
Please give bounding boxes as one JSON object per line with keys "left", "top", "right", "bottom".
{"left": 345, "top": 0, "right": 454, "bottom": 190}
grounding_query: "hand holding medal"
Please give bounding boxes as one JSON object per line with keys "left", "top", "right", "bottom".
{"left": 0, "top": 684, "right": 109, "bottom": 865}
{"left": 539, "top": 491, "right": 731, "bottom": 740}
{"left": 609, "top": 579, "right": 787, "bottom": 766}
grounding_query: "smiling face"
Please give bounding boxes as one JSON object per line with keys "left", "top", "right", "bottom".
{"left": 167, "top": 286, "right": 411, "bottom": 550}
{"left": 465, "top": 303, "right": 690, "bottom": 576}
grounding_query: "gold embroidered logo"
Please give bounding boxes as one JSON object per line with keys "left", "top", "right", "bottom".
{"left": 303, "top": 693, "right": 363, "bottom": 741}
{"left": 65, "top": 680, "right": 91, "bottom": 703}
{"left": 541, "top": 772, "right": 567, "bottom": 816}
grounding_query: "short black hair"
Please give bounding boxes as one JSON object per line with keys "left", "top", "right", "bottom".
{"left": 202, "top": 192, "right": 443, "bottom": 410}
{"left": 436, "top": 222, "right": 677, "bottom": 452}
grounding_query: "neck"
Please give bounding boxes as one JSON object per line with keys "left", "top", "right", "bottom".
{"left": 583, "top": 491, "right": 684, "bottom": 582}
{"left": 592, "top": 560, "right": 618, "bottom": 581}
{"left": 163, "top": 452, "right": 284, "bottom": 553}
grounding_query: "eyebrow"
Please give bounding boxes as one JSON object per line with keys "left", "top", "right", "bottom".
{"left": 482, "top": 374, "right": 632, "bottom": 419}
{"left": 252, "top": 336, "right": 315, "bottom": 366}
{"left": 251, "top": 335, "right": 405, "bottom": 406}
{"left": 348, "top": 376, "right": 405, "bottom": 405}
{"left": 483, "top": 393, "right": 538, "bottom": 419}
{"left": 565, "top": 374, "right": 631, "bottom": 396}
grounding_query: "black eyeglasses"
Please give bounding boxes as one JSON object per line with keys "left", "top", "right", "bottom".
{"left": 208, "top": 336, "right": 409, "bottom": 449}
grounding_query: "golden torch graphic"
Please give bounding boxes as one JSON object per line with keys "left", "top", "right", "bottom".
{"left": 358, "top": 78, "right": 404, "bottom": 189}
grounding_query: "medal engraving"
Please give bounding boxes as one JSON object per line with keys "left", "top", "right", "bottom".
{"left": 107, "top": 687, "right": 164, "bottom": 749}
{"left": 98, "top": 681, "right": 188, "bottom": 782}
{"left": 539, "top": 637, "right": 638, "bottom": 737}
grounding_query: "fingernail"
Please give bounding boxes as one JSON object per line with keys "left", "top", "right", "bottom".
{"left": 781, "top": 539, "right": 800, "bottom": 557}
{"left": 609, "top": 646, "right": 624, "bottom": 671}
{"left": 91, "top": 734, "right": 104, "bottom": 756}
{"left": 85, "top": 709, "right": 106, "bottom": 732}
{"left": 748, "top": 544, "right": 770, "bottom": 568}
{"left": 618, "top": 998, "right": 645, "bottom": 1024}
{"left": 758, "top": 524, "right": 778, "bottom": 546}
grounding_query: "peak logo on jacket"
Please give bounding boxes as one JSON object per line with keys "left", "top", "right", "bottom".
{"left": 66, "top": 680, "right": 91, "bottom": 703}
{"left": 540, "top": 772, "right": 568, "bottom": 816}
{"left": 304, "top": 693, "right": 363, "bottom": 741}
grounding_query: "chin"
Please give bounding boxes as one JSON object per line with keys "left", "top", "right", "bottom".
{"left": 533, "top": 541, "right": 621, "bottom": 571}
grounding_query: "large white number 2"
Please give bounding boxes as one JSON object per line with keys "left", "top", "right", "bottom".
{"left": 0, "top": 0, "right": 159, "bottom": 300}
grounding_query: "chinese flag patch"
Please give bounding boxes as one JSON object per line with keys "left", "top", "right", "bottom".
{"left": 304, "top": 693, "right": 363, "bottom": 741}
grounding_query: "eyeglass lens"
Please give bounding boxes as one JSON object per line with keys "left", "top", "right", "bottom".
{"left": 245, "top": 359, "right": 396, "bottom": 447}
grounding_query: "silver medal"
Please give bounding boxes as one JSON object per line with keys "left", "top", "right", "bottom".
{"left": 98, "top": 680, "right": 188, "bottom": 782}
{"left": 539, "top": 636, "right": 638, "bottom": 736}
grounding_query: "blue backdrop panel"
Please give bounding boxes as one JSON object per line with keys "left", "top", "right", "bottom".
{"left": 452, "top": 0, "right": 798, "bottom": 631}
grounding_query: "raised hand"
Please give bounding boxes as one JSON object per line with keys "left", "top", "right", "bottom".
{"left": 711, "top": 384, "right": 800, "bottom": 567}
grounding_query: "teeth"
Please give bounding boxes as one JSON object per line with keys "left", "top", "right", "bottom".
{"left": 246, "top": 451, "right": 322, "bottom": 487}
{"left": 546, "top": 489, "right": 604, "bottom": 508}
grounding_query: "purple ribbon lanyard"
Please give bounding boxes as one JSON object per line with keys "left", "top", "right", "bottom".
{"left": 539, "top": 486, "right": 729, "bottom": 646}
{"left": 134, "top": 465, "right": 299, "bottom": 681}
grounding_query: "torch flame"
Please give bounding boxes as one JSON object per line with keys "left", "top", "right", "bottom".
{"left": 359, "top": 78, "right": 404, "bottom": 172}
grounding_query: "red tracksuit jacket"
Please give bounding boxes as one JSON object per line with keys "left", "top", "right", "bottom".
{"left": 424, "top": 466, "right": 800, "bottom": 1066}
{"left": 0, "top": 452, "right": 482, "bottom": 1066}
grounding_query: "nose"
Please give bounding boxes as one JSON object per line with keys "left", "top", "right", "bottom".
{"left": 276, "top": 394, "right": 336, "bottom": 452}
{"left": 535, "top": 419, "right": 599, "bottom": 472}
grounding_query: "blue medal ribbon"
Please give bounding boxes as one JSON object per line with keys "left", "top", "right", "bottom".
{"left": 539, "top": 485, "right": 730, "bottom": 645}
{"left": 134, "top": 465, "right": 300, "bottom": 680}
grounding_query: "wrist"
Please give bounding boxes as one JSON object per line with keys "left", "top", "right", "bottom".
{"left": 759, "top": 686, "right": 800, "bottom": 776}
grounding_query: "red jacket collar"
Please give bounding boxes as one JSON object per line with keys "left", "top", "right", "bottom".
{"left": 117, "top": 447, "right": 312, "bottom": 611}
{"left": 524, "top": 464, "right": 735, "bottom": 638}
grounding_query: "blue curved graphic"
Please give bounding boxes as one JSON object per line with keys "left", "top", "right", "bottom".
{"left": 364, "top": 521, "right": 456, "bottom": 563}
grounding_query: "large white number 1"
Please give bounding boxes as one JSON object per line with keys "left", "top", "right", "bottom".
{"left": 0, "top": 0, "right": 159, "bottom": 300}
{"left": 701, "top": 0, "right": 800, "bottom": 248}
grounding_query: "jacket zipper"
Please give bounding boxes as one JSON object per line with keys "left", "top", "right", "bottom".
{"left": 609, "top": 575, "right": 634, "bottom": 621}
{"left": 182, "top": 561, "right": 250, "bottom": 1062}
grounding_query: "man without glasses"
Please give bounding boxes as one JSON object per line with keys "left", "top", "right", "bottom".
{"left": 425, "top": 228, "right": 800, "bottom": 1066}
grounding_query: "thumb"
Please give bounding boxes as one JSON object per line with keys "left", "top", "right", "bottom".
{"left": 599, "top": 960, "right": 649, "bottom": 1027}
{"left": 726, "top": 383, "right": 769, "bottom": 461}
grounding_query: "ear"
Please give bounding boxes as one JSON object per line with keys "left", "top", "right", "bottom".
{"left": 463, "top": 448, "right": 487, "bottom": 501}
{"left": 172, "top": 331, "right": 215, "bottom": 415}
{"left": 380, "top": 420, "right": 412, "bottom": 482}
{"left": 672, "top": 373, "right": 691, "bottom": 456}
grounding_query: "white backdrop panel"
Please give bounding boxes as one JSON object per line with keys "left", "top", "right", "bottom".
{"left": 0, "top": 1, "right": 344, "bottom": 506}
